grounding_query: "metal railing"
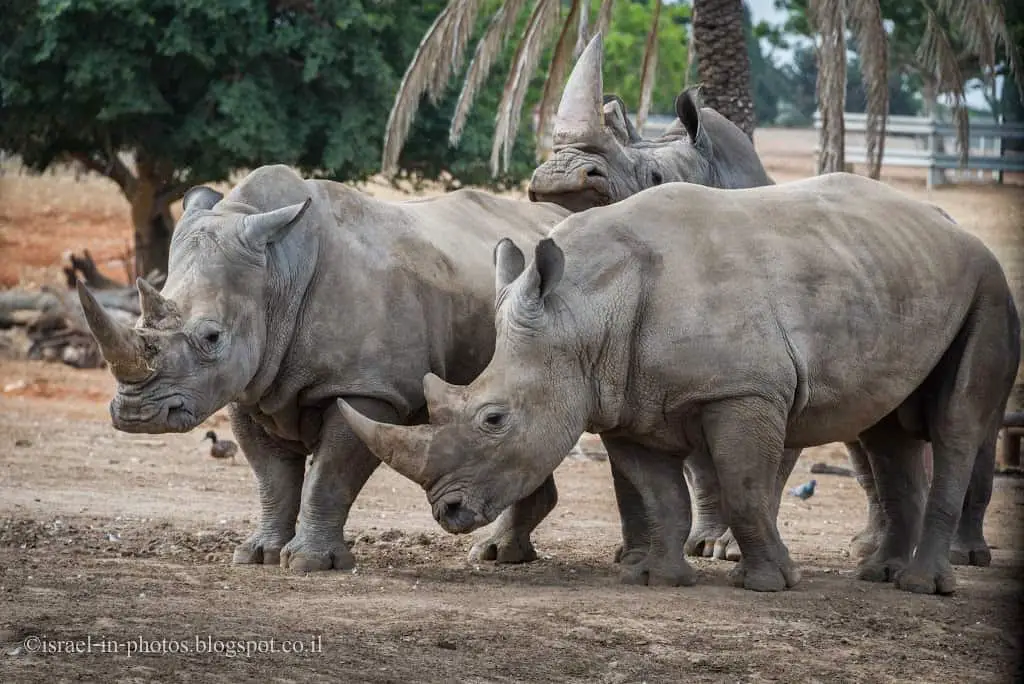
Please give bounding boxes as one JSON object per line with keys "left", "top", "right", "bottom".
{"left": 813, "top": 111, "right": 1024, "bottom": 189}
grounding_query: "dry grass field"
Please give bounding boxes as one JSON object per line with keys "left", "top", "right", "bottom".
{"left": 1, "top": 128, "right": 1022, "bottom": 683}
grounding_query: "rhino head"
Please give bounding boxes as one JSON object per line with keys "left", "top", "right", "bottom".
{"left": 528, "top": 33, "right": 771, "bottom": 213}
{"left": 79, "top": 186, "right": 311, "bottom": 433}
{"left": 338, "top": 238, "right": 584, "bottom": 534}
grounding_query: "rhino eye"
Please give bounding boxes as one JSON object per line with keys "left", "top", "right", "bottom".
{"left": 204, "top": 331, "right": 221, "bottom": 346}
{"left": 481, "top": 411, "right": 508, "bottom": 430}
{"left": 651, "top": 171, "right": 663, "bottom": 185}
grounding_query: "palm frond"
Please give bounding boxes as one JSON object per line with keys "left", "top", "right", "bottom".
{"left": 448, "top": 0, "right": 530, "bottom": 148}
{"left": 918, "top": 5, "right": 968, "bottom": 164}
{"left": 991, "top": 0, "right": 1024, "bottom": 105}
{"left": 635, "top": 0, "right": 663, "bottom": 133}
{"left": 596, "top": 0, "right": 614, "bottom": 40}
{"left": 537, "top": 0, "right": 585, "bottom": 161}
{"left": 810, "top": 0, "right": 846, "bottom": 174}
{"left": 847, "top": 0, "right": 888, "bottom": 179}
{"left": 491, "top": 0, "right": 561, "bottom": 176}
{"left": 381, "top": 0, "right": 485, "bottom": 175}
{"left": 575, "top": 0, "right": 590, "bottom": 58}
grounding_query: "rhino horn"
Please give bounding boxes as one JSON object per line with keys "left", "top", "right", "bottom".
{"left": 337, "top": 399, "right": 437, "bottom": 487}
{"left": 77, "top": 282, "right": 151, "bottom": 383}
{"left": 553, "top": 32, "right": 605, "bottom": 145}
{"left": 136, "top": 277, "right": 177, "bottom": 326}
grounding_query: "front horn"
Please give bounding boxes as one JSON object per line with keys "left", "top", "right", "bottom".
{"left": 337, "top": 399, "right": 438, "bottom": 487}
{"left": 77, "top": 282, "right": 151, "bottom": 383}
{"left": 553, "top": 32, "right": 605, "bottom": 145}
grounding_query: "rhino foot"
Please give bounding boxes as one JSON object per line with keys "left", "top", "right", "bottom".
{"left": 468, "top": 534, "right": 538, "bottom": 564}
{"left": 279, "top": 532, "right": 355, "bottom": 573}
{"left": 684, "top": 520, "right": 729, "bottom": 559}
{"left": 849, "top": 524, "right": 883, "bottom": 560}
{"left": 712, "top": 529, "right": 742, "bottom": 561}
{"left": 618, "top": 554, "right": 696, "bottom": 587}
{"left": 895, "top": 559, "right": 956, "bottom": 595}
{"left": 949, "top": 538, "right": 991, "bottom": 567}
{"left": 856, "top": 551, "right": 909, "bottom": 583}
{"left": 727, "top": 555, "right": 801, "bottom": 592}
{"left": 232, "top": 530, "right": 291, "bottom": 566}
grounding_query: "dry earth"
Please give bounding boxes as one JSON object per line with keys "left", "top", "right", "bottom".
{"left": 1, "top": 128, "right": 1023, "bottom": 683}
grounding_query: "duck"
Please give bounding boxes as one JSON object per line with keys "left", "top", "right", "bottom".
{"left": 204, "top": 430, "right": 239, "bottom": 463}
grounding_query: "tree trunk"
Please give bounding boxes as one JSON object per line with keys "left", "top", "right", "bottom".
{"left": 690, "top": 0, "right": 756, "bottom": 138}
{"left": 812, "top": 0, "right": 846, "bottom": 175}
{"left": 129, "top": 159, "right": 175, "bottom": 279}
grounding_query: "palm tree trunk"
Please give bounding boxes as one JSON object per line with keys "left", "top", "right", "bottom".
{"left": 690, "top": 0, "right": 756, "bottom": 138}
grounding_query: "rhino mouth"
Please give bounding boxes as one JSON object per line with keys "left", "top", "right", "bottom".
{"left": 110, "top": 394, "right": 198, "bottom": 434}
{"left": 429, "top": 491, "right": 492, "bottom": 534}
{"left": 528, "top": 188, "right": 611, "bottom": 214}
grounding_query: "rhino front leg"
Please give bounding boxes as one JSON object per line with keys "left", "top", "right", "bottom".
{"left": 949, "top": 438, "right": 994, "bottom": 567}
{"left": 703, "top": 397, "right": 800, "bottom": 592}
{"left": 682, "top": 450, "right": 729, "bottom": 559}
{"left": 710, "top": 447, "right": 802, "bottom": 561}
{"left": 847, "top": 441, "right": 888, "bottom": 560}
{"left": 604, "top": 437, "right": 696, "bottom": 587}
{"left": 279, "top": 398, "right": 390, "bottom": 573}
{"left": 468, "top": 475, "right": 557, "bottom": 564}
{"left": 606, "top": 436, "right": 654, "bottom": 568}
{"left": 230, "top": 406, "right": 306, "bottom": 566}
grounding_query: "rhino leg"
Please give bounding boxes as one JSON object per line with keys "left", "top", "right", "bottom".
{"left": 682, "top": 450, "right": 729, "bottom": 559}
{"left": 709, "top": 447, "right": 802, "bottom": 562}
{"left": 847, "top": 441, "right": 887, "bottom": 560}
{"left": 949, "top": 440, "right": 994, "bottom": 567}
{"left": 604, "top": 437, "right": 696, "bottom": 587}
{"left": 854, "top": 417, "right": 928, "bottom": 584}
{"left": 607, "top": 439, "right": 652, "bottom": 568}
{"left": 468, "top": 475, "right": 557, "bottom": 564}
{"left": 279, "top": 398, "right": 389, "bottom": 573}
{"left": 230, "top": 406, "right": 306, "bottom": 566}
{"left": 703, "top": 397, "right": 800, "bottom": 592}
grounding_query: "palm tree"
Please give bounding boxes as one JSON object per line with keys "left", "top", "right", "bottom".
{"left": 811, "top": 0, "right": 1024, "bottom": 178}
{"left": 690, "top": 0, "right": 757, "bottom": 138}
{"left": 380, "top": 0, "right": 670, "bottom": 178}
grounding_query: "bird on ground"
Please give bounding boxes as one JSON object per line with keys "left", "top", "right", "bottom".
{"left": 788, "top": 479, "right": 817, "bottom": 500}
{"left": 204, "top": 430, "right": 239, "bottom": 463}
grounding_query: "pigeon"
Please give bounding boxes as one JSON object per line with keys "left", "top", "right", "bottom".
{"left": 204, "top": 430, "right": 239, "bottom": 463}
{"left": 788, "top": 479, "right": 816, "bottom": 500}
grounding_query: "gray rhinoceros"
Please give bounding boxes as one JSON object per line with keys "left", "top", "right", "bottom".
{"left": 526, "top": 33, "right": 996, "bottom": 570}
{"left": 338, "top": 173, "right": 1020, "bottom": 595}
{"left": 77, "top": 164, "right": 570, "bottom": 572}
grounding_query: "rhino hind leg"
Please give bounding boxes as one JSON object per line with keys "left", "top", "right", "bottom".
{"left": 279, "top": 398, "right": 390, "bottom": 573}
{"left": 853, "top": 417, "right": 928, "bottom": 585}
{"left": 468, "top": 475, "right": 557, "bottom": 564}
{"left": 703, "top": 397, "right": 800, "bottom": 592}
{"left": 229, "top": 406, "right": 306, "bottom": 567}
{"left": 604, "top": 437, "right": 696, "bottom": 587}
{"left": 949, "top": 440, "right": 994, "bottom": 567}
{"left": 895, "top": 292, "right": 1017, "bottom": 595}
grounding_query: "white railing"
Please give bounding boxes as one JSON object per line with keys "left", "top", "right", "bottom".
{"left": 813, "top": 111, "right": 1024, "bottom": 189}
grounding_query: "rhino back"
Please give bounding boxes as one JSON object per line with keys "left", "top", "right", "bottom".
{"left": 277, "top": 182, "right": 567, "bottom": 418}
{"left": 551, "top": 173, "right": 1006, "bottom": 443}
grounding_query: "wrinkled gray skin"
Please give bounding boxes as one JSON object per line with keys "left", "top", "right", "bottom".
{"left": 529, "top": 32, "right": 783, "bottom": 566}
{"left": 77, "top": 164, "right": 569, "bottom": 572}
{"left": 527, "top": 33, "right": 993, "bottom": 569}
{"left": 340, "top": 174, "right": 1020, "bottom": 594}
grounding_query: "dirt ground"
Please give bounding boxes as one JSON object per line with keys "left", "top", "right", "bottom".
{"left": 2, "top": 128, "right": 1024, "bottom": 682}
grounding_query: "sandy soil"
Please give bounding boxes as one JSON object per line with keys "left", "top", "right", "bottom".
{"left": 1, "top": 128, "right": 1023, "bottom": 682}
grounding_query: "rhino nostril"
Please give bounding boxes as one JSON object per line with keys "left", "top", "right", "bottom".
{"left": 585, "top": 166, "right": 604, "bottom": 178}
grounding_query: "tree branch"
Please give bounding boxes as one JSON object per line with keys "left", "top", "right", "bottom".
{"left": 69, "top": 151, "right": 136, "bottom": 195}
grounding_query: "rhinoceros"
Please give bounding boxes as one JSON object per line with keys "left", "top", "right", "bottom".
{"left": 526, "top": 33, "right": 996, "bottom": 570}
{"left": 77, "top": 164, "right": 571, "bottom": 572}
{"left": 338, "top": 173, "right": 1020, "bottom": 594}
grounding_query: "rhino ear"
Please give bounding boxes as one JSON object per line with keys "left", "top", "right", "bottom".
{"left": 676, "top": 87, "right": 712, "bottom": 156}
{"left": 524, "top": 238, "right": 564, "bottom": 303}
{"left": 494, "top": 238, "right": 526, "bottom": 293}
{"left": 182, "top": 186, "right": 223, "bottom": 214}
{"left": 241, "top": 197, "right": 312, "bottom": 250}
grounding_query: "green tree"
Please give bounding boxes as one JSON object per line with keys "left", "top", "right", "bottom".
{"left": 0, "top": 0, "right": 532, "bottom": 277}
